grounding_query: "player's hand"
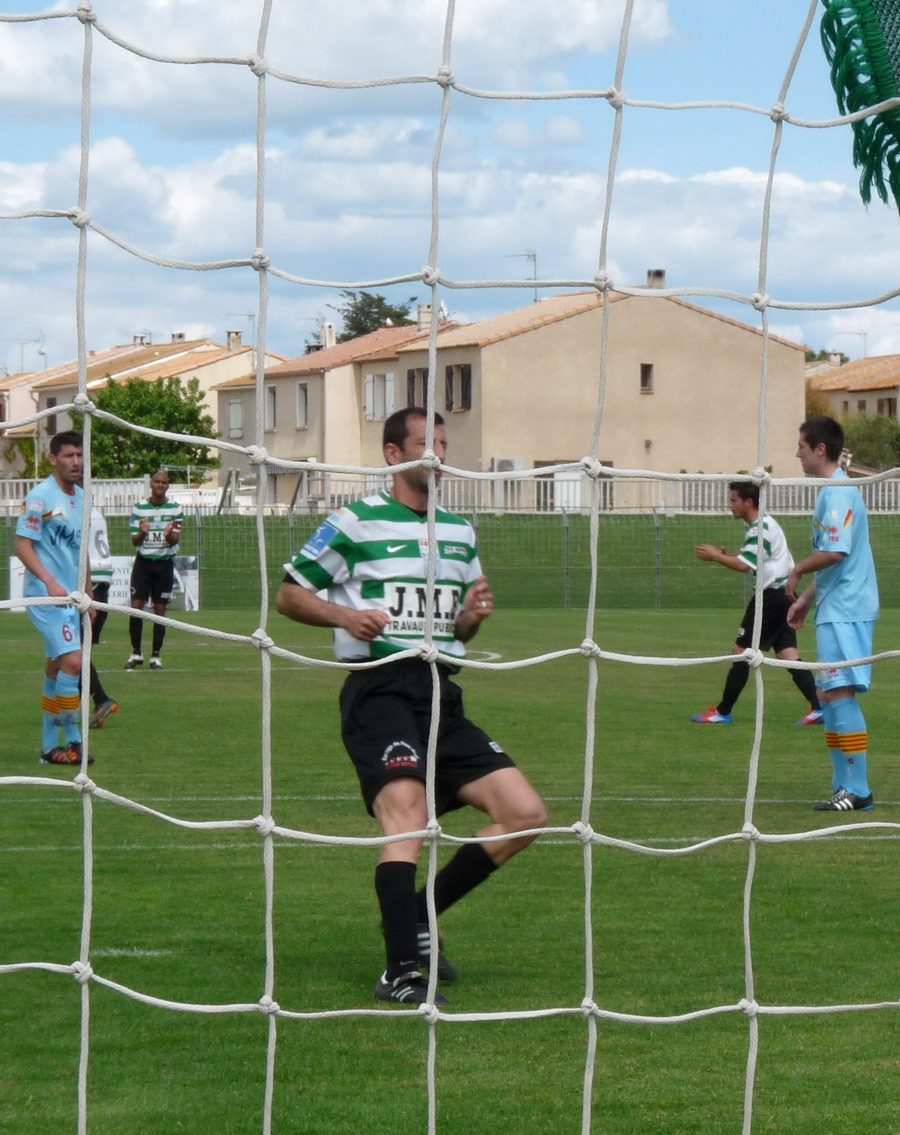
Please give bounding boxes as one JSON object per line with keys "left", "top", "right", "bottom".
{"left": 694, "top": 544, "right": 721, "bottom": 562}
{"left": 785, "top": 568, "right": 801, "bottom": 601}
{"left": 464, "top": 576, "right": 494, "bottom": 621}
{"left": 139, "top": 519, "right": 151, "bottom": 533}
{"left": 786, "top": 599, "right": 805, "bottom": 631}
{"left": 344, "top": 608, "right": 392, "bottom": 642}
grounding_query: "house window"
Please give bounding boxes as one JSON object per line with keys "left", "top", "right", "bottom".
{"left": 877, "top": 397, "right": 897, "bottom": 417}
{"left": 407, "top": 370, "right": 416, "bottom": 407}
{"left": 857, "top": 399, "right": 867, "bottom": 413}
{"left": 46, "top": 396, "right": 58, "bottom": 437}
{"left": 364, "top": 372, "right": 395, "bottom": 421}
{"left": 419, "top": 368, "right": 430, "bottom": 409}
{"left": 265, "top": 385, "right": 276, "bottom": 431}
{"left": 228, "top": 399, "right": 243, "bottom": 439}
{"left": 460, "top": 364, "right": 472, "bottom": 410}
{"left": 842, "top": 401, "right": 849, "bottom": 416}
{"left": 445, "top": 365, "right": 454, "bottom": 411}
{"left": 640, "top": 363, "right": 654, "bottom": 393}
{"left": 296, "top": 381, "right": 308, "bottom": 428}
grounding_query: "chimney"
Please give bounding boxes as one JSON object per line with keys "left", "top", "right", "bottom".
{"left": 646, "top": 269, "right": 666, "bottom": 289}
{"left": 828, "top": 351, "right": 842, "bottom": 367}
{"left": 133, "top": 333, "right": 149, "bottom": 346}
{"left": 417, "top": 303, "right": 433, "bottom": 332}
{"left": 320, "top": 321, "right": 336, "bottom": 350}
{"left": 171, "top": 332, "right": 185, "bottom": 343}
{"left": 226, "top": 329, "right": 243, "bottom": 351}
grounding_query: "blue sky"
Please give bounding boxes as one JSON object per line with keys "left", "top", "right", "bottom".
{"left": 1, "top": 0, "right": 899, "bottom": 374}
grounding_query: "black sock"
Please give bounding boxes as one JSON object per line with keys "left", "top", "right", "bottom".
{"left": 718, "top": 661, "right": 750, "bottom": 716}
{"left": 416, "top": 843, "right": 498, "bottom": 921}
{"left": 129, "top": 616, "right": 143, "bottom": 655}
{"left": 89, "top": 662, "right": 107, "bottom": 706}
{"left": 789, "top": 665, "right": 820, "bottom": 710}
{"left": 152, "top": 622, "right": 166, "bottom": 656}
{"left": 375, "top": 861, "right": 419, "bottom": 980}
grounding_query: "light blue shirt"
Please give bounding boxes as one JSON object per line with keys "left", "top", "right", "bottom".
{"left": 812, "top": 469, "right": 878, "bottom": 624}
{"left": 16, "top": 474, "right": 84, "bottom": 597}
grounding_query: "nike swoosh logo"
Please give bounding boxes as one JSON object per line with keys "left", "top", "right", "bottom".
{"left": 387, "top": 544, "right": 407, "bottom": 553}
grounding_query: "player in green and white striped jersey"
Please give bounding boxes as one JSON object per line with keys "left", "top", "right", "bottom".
{"left": 691, "top": 481, "right": 821, "bottom": 725}
{"left": 278, "top": 408, "right": 546, "bottom": 1007}
{"left": 125, "top": 471, "right": 184, "bottom": 670}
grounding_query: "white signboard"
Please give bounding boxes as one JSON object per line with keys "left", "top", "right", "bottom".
{"left": 9, "top": 555, "right": 200, "bottom": 612}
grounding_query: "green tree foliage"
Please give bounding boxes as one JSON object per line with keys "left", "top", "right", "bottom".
{"left": 842, "top": 412, "right": 900, "bottom": 470}
{"left": 72, "top": 375, "right": 218, "bottom": 478}
{"left": 804, "top": 347, "right": 848, "bottom": 364}
{"left": 328, "top": 289, "right": 417, "bottom": 343}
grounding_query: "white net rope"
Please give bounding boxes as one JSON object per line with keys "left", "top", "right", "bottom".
{"left": 1, "top": 3, "right": 899, "bottom": 1134}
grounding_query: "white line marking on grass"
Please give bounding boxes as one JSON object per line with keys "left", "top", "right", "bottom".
{"left": 91, "top": 948, "right": 174, "bottom": 958}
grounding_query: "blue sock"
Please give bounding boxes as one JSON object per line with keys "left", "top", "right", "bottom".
{"left": 41, "top": 676, "right": 62, "bottom": 753}
{"left": 820, "top": 701, "right": 844, "bottom": 792}
{"left": 830, "top": 697, "right": 870, "bottom": 798}
{"left": 55, "top": 670, "right": 82, "bottom": 745}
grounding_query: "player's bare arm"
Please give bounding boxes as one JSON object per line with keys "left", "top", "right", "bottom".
{"left": 132, "top": 519, "right": 151, "bottom": 546}
{"left": 454, "top": 575, "right": 494, "bottom": 643}
{"left": 15, "top": 535, "right": 67, "bottom": 598}
{"left": 164, "top": 520, "right": 182, "bottom": 545}
{"left": 786, "top": 550, "right": 844, "bottom": 600}
{"left": 694, "top": 544, "right": 750, "bottom": 572}
{"left": 276, "top": 581, "right": 391, "bottom": 642}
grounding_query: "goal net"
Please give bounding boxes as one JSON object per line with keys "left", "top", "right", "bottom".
{"left": 1, "top": 3, "right": 898, "bottom": 1134}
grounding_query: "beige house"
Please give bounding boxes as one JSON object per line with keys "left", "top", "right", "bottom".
{"left": 0, "top": 332, "right": 285, "bottom": 477}
{"left": 807, "top": 355, "right": 900, "bottom": 421}
{"left": 217, "top": 284, "right": 807, "bottom": 511}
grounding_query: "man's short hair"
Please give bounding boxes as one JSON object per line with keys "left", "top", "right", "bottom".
{"left": 50, "top": 431, "right": 83, "bottom": 455}
{"left": 728, "top": 481, "right": 759, "bottom": 507}
{"left": 382, "top": 407, "right": 444, "bottom": 449}
{"left": 800, "top": 415, "right": 844, "bottom": 462}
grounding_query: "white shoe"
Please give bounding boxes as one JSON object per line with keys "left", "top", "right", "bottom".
{"left": 124, "top": 654, "right": 143, "bottom": 670}
{"left": 149, "top": 656, "right": 163, "bottom": 669}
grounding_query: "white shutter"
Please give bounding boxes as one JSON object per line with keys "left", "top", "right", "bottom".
{"left": 364, "top": 374, "right": 374, "bottom": 420}
{"left": 384, "top": 372, "right": 395, "bottom": 417}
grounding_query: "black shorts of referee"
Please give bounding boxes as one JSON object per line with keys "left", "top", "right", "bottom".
{"left": 735, "top": 587, "right": 797, "bottom": 654}
{"left": 339, "top": 657, "right": 516, "bottom": 817}
{"left": 130, "top": 556, "right": 175, "bottom": 606}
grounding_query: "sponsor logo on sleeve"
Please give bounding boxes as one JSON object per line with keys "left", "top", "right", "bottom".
{"left": 300, "top": 522, "right": 339, "bottom": 559}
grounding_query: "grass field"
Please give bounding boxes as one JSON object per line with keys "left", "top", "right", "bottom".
{"left": 1, "top": 606, "right": 898, "bottom": 1134}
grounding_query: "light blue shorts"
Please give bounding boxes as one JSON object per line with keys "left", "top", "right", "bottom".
{"left": 27, "top": 605, "right": 82, "bottom": 661}
{"left": 815, "top": 620, "right": 875, "bottom": 693}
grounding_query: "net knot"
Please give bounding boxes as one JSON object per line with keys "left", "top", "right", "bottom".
{"left": 248, "top": 54, "right": 269, "bottom": 77}
{"left": 580, "top": 457, "right": 605, "bottom": 479}
{"left": 68, "top": 207, "right": 91, "bottom": 229}
{"left": 421, "top": 266, "right": 441, "bottom": 286}
{"left": 580, "top": 997, "right": 598, "bottom": 1018}
{"left": 741, "top": 822, "right": 760, "bottom": 841}
{"left": 579, "top": 638, "right": 600, "bottom": 659}
{"left": 247, "top": 445, "right": 270, "bottom": 465}
{"left": 251, "top": 628, "right": 274, "bottom": 651}
{"left": 750, "top": 292, "right": 770, "bottom": 311}
{"left": 254, "top": 815, "right": 276, "bottom": 837}
{"left": 769, "top": 102, "right": 788, "bottom": 123}
{"left": 738, "top": 998, "right": 759, "bottom": 1017}
{"left": 745, "top": 647, "right": 764, "bottom": 669}
{"left": 572, "top": 820, "right": 595, "bottom": 845}
{"left": 251, "top": 248, "right": 270, "bottom": 271}
{"left": 436, "top": 65, "right": 453, "bottom": 87}
{"left": 750, "top": 466, "right": 770, "bottom": 486}
{"left": 71, "top": 960, "right": 94, "bottom": 984}
{"left": 417, "top": 1002, "right": 442, "bottom": 1023}
{"left": 592, "top": 272, "right": 612, "bottom": 293}
{"left": 258, "top": 995, "right": 281, "bottom": 1015}
{"left": 76, "top": 3, "right": 96, "bottom": 23}
{"left": 74, "top": 772, "right": 96, "bottom": 793}
{"left": 417, "top": 643, "right": 440, "bottom": 663}
{"left": 71, "top": 589, "right": 93, "bottom": 613}
{"left": 605, "top": 86, "right": 626, "bottom": 109}
{"left": 72, "top": 392, "right": 94, "bottom": 411}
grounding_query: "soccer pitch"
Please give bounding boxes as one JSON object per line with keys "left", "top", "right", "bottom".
{"left": 1, "top": 607, "right": 897, "bottom": 1134}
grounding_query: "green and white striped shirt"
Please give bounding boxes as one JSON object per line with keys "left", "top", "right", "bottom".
{"left": 130, "top": 497, "right": 184, "bottom": 560}
{"left": 285, "top": 491, "right": 481, "bottom": 662}
{"left": 737, "top": 514, "right": 793, "bottom": 589}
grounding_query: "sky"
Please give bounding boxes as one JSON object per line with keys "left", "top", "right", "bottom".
{"left": 2, "top": 0, "right": 900, "bottom": 375}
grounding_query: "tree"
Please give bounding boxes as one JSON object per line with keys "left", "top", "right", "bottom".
{"left": 72, "top": 375, "right": 219, "bottom": 478}
{"left": 842, "top": 412, "right": 900, "bottom": 470}
{"left": 328, "top": 289, "right": 418, "bottom": 343}
{"left": 805, "top": 347, "right": 848, "bottom": 364}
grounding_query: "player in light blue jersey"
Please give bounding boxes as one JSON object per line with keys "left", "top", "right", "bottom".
{"left": 278, "top": 408, "right": 546, "bottom": 1007}
{"left": 788, "top": 416, "right": 879, "bottom": 812}
{"left": 15, "top": 431, "right": 93, "bottom": 766}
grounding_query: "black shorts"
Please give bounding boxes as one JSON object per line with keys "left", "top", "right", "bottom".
{"left": 339, "top": 658, "right": 516, "bottom": 817}
{"left": 735, "top": 588, "right": 797, "bottom": 653}
{"left": 130, "top": 557, "right": 175, "bottom": 605}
